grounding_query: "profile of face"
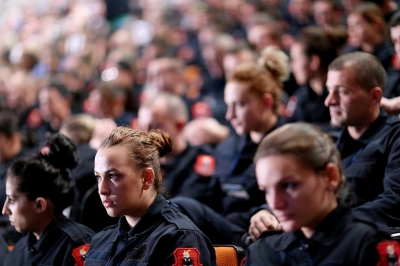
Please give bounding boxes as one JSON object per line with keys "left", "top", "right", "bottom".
{"left": 2, "top": 178, "right": 38, "bottom": 234}
{"left": 87, "top": 90, "right": 112, "bottom": 119}
{"left": 313, "top": 1, "right": 335, "bottom": 28}
{"left": 290, "top": 42, "right": 312, "bottom": 85}
{"left": 325, "top": 68, "right": 372, "bottom": 127}
{"left": 256, "top": 154, "right": 337, "bottom": 236}
{"left": 347, "top": 13, "right": 377, "bottom": 47}
{"left": 224, "top": 81, "right": 267, "bottom": 136}
{"left": 94, "top": 146, "right": 153, "bottom": 219}
{"left": 247, "top": 25, "right": 281, "bottom": 52}
{"left": 146, "top": 61, "right": 180, "bottom": 93}
{"left": 391, "top": 25, "right": 400, "bottom": 61}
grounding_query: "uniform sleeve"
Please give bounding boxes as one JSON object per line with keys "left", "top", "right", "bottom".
{"left": 352, "top": 132, "right": 400, "bottom": 226}
{"left": 149, "top": 229, "right": 217, "bottom": 266}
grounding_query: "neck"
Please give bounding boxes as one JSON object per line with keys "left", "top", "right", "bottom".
{"left": 250, "top": 115, "right": 278, "bottom": 143}
{"left": 125, "top": 192, "right": 157, "bottom": 228}
{"left": 309, "top": 74, "right": 327, "bottom": 95}
{"left": 33, "top": 216, "right": 53, "bottom": 240}
{"left": 347, "top": 108, "right": 380, "bottom": 139}
{"left": 301, "top": 200, "right": 338, "bottom": 238}
{"left": 361, "top": 36, "right": 383, "bottom": 53}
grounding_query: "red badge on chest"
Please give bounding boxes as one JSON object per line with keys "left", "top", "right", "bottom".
{"left": 377, "top": 240, "right": 400, "bottom": 265}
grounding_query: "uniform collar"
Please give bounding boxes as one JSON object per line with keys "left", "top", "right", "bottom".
{"left": 267, "top": 205, "right": 350, "bottom": 251}
{"left": 114, "top": 194, "right": 166, "bottom": 241}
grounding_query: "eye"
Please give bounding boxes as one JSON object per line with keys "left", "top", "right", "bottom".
{"left": 7, "top": 197, "right": 14, "bottom": 204}
{"left": 95, "top": 175, "right": 102, "bottom": 183}
{"left": 109, "top": 174, "right": 118, "bottom": 180}
{"left": 282, "top": 182, "right": 297, "bottom": 191}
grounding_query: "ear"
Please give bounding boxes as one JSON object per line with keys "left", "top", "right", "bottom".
{"left": 142, "top": 168, "right": 155, "bottom": 190}
{"left": 35, "top": 197, "right": 48, "bottom": 214}
{"left": 310, "top": 55, "right": 321, "bottom": 72}
{"left": 369, "top": 87, "right": 383, "bottom": 106}
{"left": 324, "top": 163, "right": 341, "bottom": 192}
{"left": 262, "top": 92, "right": 274, "bottom": 109}
{"left": 175, "top": 119, "right": 186, "bottom": 132}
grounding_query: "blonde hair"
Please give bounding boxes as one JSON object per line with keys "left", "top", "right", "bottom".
{"left": 229, "top": 46, "right": 289, "bottom": 114}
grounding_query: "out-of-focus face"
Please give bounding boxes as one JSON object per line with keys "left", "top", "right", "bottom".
{"left": 325, "top": 69, "right": 372, "bottom": 127}
{"left": 39, "top": 88, "right": 69, "bottom": 122}
{"left": 313, "top": 1, "right": 335, "bottom": 28}
{"left": 138, "top": 105, "right": 180, "bottom": 143}
{"left": 224, "top": 81, "right": 266, "bottom": 136}
{"left": 347, "top": 13, "right": 377, "bottom": 47}
{"left": 391, "top": 25, "right": 400, "bottom": 61}
{"left": 256, "top": 154, "right": 334, "bottom": 236}
{"left": 87, "top": 90, "right": 112, "bottom": 118}
{"left": 247, "top": 25, "right": 281, "bottom": 52}
{"left": 146, "top": 60, "right": 180, "bottom": 93}
{"left": 95, "top": 146, "right": 147, "bottom": 219}
{"left": 290, "top": 42, "right": 312, "bottom": 85}
{"left": 3, "top": 178, "right": 38, "bottom": 234}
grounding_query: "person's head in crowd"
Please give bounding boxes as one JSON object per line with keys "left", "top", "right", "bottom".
{"left": 138, "top": 92, "right": 188, "bottom": 158}
{"left": 6, "top": 70, "right": 37, "bottom": 116}
{"left": 86, "top": 82, "right": 127, "bottom": 120}
{"left": 94, "top": 127, "right": 172, "bottom": 226}
{"left": 325, "top": 52, "right": 384, "bottom": 138}
{"left": 223, "top": 41, "right": 257, "bottom": 79}
{"left": 59, "top": 114, "right": 95, "bottom": 146}
{"left": 146, "top": 57, "right": 186, "bottom": 96}
{"left": 0, "top": 111, "right": 23, "bottom": 164}
{"left": 254, "top": 122, "right": 344, "bottom": 237}
{"left": 224, "top": 45, "right": 289, "bottom": 143}
{"left": 2, "top": 133, "right": 77, "bottom": 239}
{"left": 288, "top": 0, "right": 314, "bottom": 24}
{"left": 347, "top": 2, "right": 387, "bottom": 49}
{"left": 39, "top": 83, "right": 72, "bottom": 131}
{"left": 313, "top": 0, "right": 344, "bottom": 29}
{"left": 389, "top": 10, "right": 400, "bottom": 61}
{"left": 290, "top": 26, "right": 348, "bottom": 86}
{"left": 246, "top": 14, "right": 284, "bottom": 52}
{"left": 18, "top": 51, "right": 38, "bottom": 72}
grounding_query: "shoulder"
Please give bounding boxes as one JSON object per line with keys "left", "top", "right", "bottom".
{"left": 246, "top": 231, "right": 287, "bottom": 264}
{"left": 59, "top": 216, "right": 95, "bottom": 245}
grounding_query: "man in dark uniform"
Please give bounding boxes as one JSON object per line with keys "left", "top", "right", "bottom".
{"left": 138, "top": 92, "right": 215, "bottom": 201}
{"left": 248, "top": 52, "right": 400, "bottom": 241}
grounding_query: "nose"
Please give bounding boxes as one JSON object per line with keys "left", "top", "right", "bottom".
{"left": 225, "top": 104, "right": 235, "bottom": 121}
{"left": 2, "top": 200, "right": 10, "bottom": 216}
{"left": 324, "top": 91, "right": 338, "bottom": 107}
{"left": 267, "top": 190, "right": 286, "bottom": 211}
{"left": 98, "top": 178, "right": 111, "bottom": 196}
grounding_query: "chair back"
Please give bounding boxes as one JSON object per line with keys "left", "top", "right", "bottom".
{"left": 214, "top": 245, "right": 246, "bottom": 266}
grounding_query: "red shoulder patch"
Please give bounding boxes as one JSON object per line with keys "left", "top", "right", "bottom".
{"left": 377, "top": 240, "right": 400, "bottom": 266}
{"left": 191, "top": 101, "right": 212, "bottom": 118}
{"left": 173, "top": 248, "right": 203, "bottom": 266}
{"left": 193, "top": 155, "right": 215, "bottom": 177}
{"left": 72, "top": 243, "right": 90, "bottom": 266}
{"left": 26, "top": 108, "right": 43, "bottom": 128}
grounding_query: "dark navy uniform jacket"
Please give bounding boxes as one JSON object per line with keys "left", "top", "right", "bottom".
{"left": 384, "top": 68, "right": 400, "bottom": 99}
{"left": 4, "top": 215, "right": 94, "bottom": 266}
{"left": 161, "top": 144, "right": 215, "bottom": 201}
{"left": 245, "top": 205, "right": 391, "bottom": 266}
{"left": 85, "top": 194, "right": 217, "bottom": 266}
{"left": 207, "top": 118, "right": 284, "bottom": 215}
{"left": 336, "top": 112, "right": 400, "bottom": 226}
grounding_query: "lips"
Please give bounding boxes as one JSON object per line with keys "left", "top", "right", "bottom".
{"left": 102, "top": 200, "right": 115, "bottom": 208}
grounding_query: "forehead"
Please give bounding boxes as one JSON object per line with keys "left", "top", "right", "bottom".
{"left": 95, "top": 146, "right": 131, "bottom": 173}
{"left": 326, "top": 68, "right": 358, "bottom": 88}
{"left": 224, "top": 81, "right": 252, "bottom": 100}
{"left": 391, "top": 25, "right": 400, "bottom": 38}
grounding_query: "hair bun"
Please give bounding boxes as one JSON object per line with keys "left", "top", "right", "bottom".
{"left": 258, "top": 45, "right": 289, "bottom": 82}
{"left": 148, "top": 129, "right": 173, "bottom": 158}
{"left": 40, "top": 133, "right": 79, "bottom": 171}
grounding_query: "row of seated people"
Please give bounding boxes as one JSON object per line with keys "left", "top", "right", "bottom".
{"left": 0, "top": 49, "right": 399, "bottom": 265}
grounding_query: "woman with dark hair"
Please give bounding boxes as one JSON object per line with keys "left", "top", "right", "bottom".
{"left": 85, "top": 127, "right": 216, "bottom": 265}
{"left": 2, "top": 133, "right": 94, "bottom": 266}
{"left": 245, "top": 123, "right": 391, "bottom": 265}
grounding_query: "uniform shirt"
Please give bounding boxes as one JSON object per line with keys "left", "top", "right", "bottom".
{"left": 336, "top": 112, "right": 400, "bottom": 226}
{"left": 208, "top": 117, "right": 285, "bottom": 215}
{"left": 285, "top": 84, "right": 331, "bottom": 126}
{"left": 5, "top": 215, "right": 94, "bottom": 266}
{"left": 384, "top": 68, "right": 400, "bottom": 99}
{"left": 161, "top": 144, "right": 215, "bottom": 201}
{"left": 245, "top": 205, "right": 391, "bottom": 266}
{"left": 85, "top": 194, "right": 217, "bottom": 266}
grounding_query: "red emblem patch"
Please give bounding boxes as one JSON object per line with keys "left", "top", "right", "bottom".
{"left": 72, "top": 243, "right": 90, "bottom": 266}
{"left": 377, "top": 240, "right": 400, "bottom": 266}
{"left": 193, "top": 155, "right": 215, "bottom": 177}
{"left": 173, "top": 248, "right": 203, "bottom": 266}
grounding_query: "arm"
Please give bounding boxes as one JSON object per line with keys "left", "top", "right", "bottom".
{"left": 380, "top": 97, "right": 400, "bottom": 115}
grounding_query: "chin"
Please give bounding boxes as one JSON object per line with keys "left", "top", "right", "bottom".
{"left": 280, "top": 221, "right": 301, "bottom": 233}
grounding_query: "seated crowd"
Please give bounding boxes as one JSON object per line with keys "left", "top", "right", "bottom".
{"left": 1, "top": 0, "right": 400, "bottom": 265}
